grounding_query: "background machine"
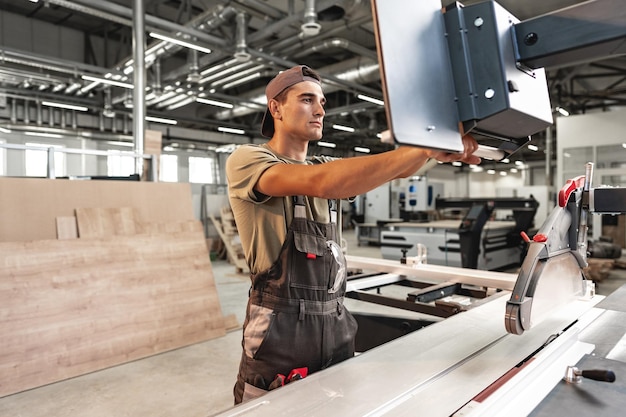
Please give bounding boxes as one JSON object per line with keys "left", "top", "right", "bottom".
{"left": 380, "top": 196, "right": 539, "bottom": 270}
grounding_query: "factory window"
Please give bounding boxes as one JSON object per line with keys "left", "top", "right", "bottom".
{"left": 160, "top": 154, "right": 178, "bottom": 182}
{"left": 597, "top": 144, "right": 626, "bottom": 170}
{"left": 107, "top": 151, "right": 135, "bottom": 177}
{"left": 189, "top": 156, "right": 215, "bottom": 183}
{"left": 25, "top": 143, "right": 66, "bottom": 178}
{"left": 562, "top": 146, "right": 593, "bottom": 185}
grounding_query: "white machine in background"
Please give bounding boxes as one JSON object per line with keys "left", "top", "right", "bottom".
{"left": 403, "top": 177, "right": 443, "bottom": 213}
{"left": 381, "top": 196, "right": 539, "bottom": 271}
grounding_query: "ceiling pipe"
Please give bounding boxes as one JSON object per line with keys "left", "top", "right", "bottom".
{"left": 234, "top": 11, "right": 252, "bottom": 62}
{"left": 213, "top": 57, "right": 380, "bottom": 120}
{"left": 0, "top": 46, "right": 118, "bottom": 79}
{"left": 234, "top": 0, "right": 285, "bottom": 20}
{"left": 153, "top": 59, "right": 163, "bottom": 96}
{"left": 187, "top": 49, "right": 201, "bottom": 84}
{"left": 293, "top": 38, "right": 378, "bottom": 60}
{"left": 247, "top": 0, "right": 343, "bottom": 44}
{"left": 53, "top": 0, "right": 228, "bottom": 48}
{"left": 122, "top": 5, "right": 238, "bottom": 74}
{"left": 270, "top": 14, "right": 371, "bottom": 55}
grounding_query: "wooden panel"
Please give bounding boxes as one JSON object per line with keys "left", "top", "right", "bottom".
{"left": 75, "top": 207, "right": 139, "bottom": 238}
{"left": 55, "top": 216, "right": 78, "bottom": 240}
{"left": 0, "top": 231, "right": 225, "bottom": 398}
{"left": 0, "top": 178, "right": 195, "bottom": 242}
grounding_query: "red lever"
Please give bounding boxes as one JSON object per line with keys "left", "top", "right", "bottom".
{"left": 558, "top": 175, "right": 585, "bottom": 207}
{"left": 533, "top": 234, "right": 548, "bottom": 242}
{"left": 520, "top": 231, "right": 531, "bottom": 243}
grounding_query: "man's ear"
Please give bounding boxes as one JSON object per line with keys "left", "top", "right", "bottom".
{"left": 268, "top": 99, "right": 281, "bottom": 120}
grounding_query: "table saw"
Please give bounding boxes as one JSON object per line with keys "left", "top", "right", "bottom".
{"left": 212, "top": 0, "right": 626, "bottom": 412}
{"left": 212, "top": 163, "right": 625, "bottom": 417}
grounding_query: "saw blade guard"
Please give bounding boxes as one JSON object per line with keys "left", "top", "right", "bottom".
{"left": 505, "top": 165, "right": 593, "bottom": 335}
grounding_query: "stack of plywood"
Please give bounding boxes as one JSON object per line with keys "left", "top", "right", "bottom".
{"left": 0, "top": 177, "right": 228, "bottom": 398}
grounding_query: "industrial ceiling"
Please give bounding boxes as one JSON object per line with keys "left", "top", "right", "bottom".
{"left": 0, "top": 0, "right": 624, "bottom": 163}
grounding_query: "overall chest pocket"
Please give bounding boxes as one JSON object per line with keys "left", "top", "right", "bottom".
{"left": 289, "top": 230, "right": 332, "bottom": 291}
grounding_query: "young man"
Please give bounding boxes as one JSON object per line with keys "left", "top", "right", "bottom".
{"left": 226, "top": 65, "right": 480, "bottom": 404}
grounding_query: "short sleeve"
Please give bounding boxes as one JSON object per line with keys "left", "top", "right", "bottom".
{"left": 226, "top": 145, "right": 282, "bottom": 203}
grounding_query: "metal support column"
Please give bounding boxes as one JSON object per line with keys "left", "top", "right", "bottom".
{"left": 132, "top": 0, "right": 146, "bottom": 178}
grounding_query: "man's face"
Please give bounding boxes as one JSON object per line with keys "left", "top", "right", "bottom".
{"left": 275, "top": 81, "right": 326, "bottom": 142}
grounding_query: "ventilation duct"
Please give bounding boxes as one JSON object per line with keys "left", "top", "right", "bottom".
{"left": 302, "top": 0, "right": 321, "bottom": 37}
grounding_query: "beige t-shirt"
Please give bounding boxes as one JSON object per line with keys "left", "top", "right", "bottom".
{"left": 226, "top": 144, "right": 340, "bottom": 274}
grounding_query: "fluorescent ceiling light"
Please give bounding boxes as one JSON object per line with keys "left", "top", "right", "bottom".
{"left": 354, "top": 146, "right": 370, "bottom": 153}
{"left": 220, "top": 72, "right": 262, "bottom": 89}
{"left": 81, "top": 75, "right": 134, "bottom": 89}
{"left": 106, "top": 141, "right": 133, "bottom": 148}
{"left": 317, "top": 141, "right": 336, "bottom": 148}
{"left": 499, "top": 171, "right": 507, "bottom": 176}
{"left": 79, "top": 81, "right": 99, "bottom": 94}
{"left": 217, "top": 127, "right": 245, "bottom": 135}
{"left": 332, "top": 124, "right": 355, "bottom": 133}
{"left": 510, "top": 168, "right": 518, "bottom": 173}
{"left": 622, "top": 143, "right": 626, "bottom": 149}
{"left": 501, "top": 158, "right": 510, "bottom": 164}
{"left": 452, "top": 161, "right": 462, "bottom": 167}
{"left": 215, "top": 144, "right": 238, "bottom": 153}
{"left": 149, "top": 32, "right": 212, "bottom": 54}
{"left": 527, "top": 144, "right": 539, "bottom": 151}
{"left": 196, "top": 97, "right": 234, "bottom": 109}
{"left": 167, "top": 96, "right": 195, "bottom": 110}
{"left": 0, "top": 127, "right": 11, "bottom": 133}
{"left": 487, "top": 169, "right": 496, "bottom": 175}
{"left": 357, "top": 94, "right": 384, "bottom": 106}
{"left": 515, "top": 160, "right": 525, "bottom": 166}
{"left": 25, "top": 131, "right": 63, "bottom": 138}
{"left": 41, "top": 101, "right": 88, "bottom": 112}
{"left": 146, "top": 116, "right": 177, "bottom": 125}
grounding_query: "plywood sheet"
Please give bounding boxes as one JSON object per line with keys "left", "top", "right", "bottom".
{"left": 55, "top": 216, "right": 78, "bottom": 240}
{"left": 75, "top": 207, "right": 139, "bottom": 238}
{"left": 0, "top": 177, "right": 195, "bottom": 242}
{"left": 0, "top": 230, "right": 225, "bottom": 398}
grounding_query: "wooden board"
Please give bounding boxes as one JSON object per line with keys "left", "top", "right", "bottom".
{"left": 75, "top": 207, "right": 139, "bottom": 238}
{"left": 55, "top": 216, "right": 78, "bottom": 240}
{"left": 0, "top": 177, "right": 195, "bottom": 242}
{"left": 0, "top": 230, "right": 225, "bottom": 398}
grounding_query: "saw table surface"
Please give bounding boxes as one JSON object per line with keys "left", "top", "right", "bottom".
{"left": 213, "top": 292, "right": 602, "bottom": 417}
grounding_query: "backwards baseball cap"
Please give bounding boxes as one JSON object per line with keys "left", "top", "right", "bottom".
{"left": 261, "top": 65, "right": 322, "bottom": 137}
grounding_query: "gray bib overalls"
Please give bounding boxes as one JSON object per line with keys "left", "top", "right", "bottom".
{"left": 234, "top": 196, "right": 358, "bottom": 403}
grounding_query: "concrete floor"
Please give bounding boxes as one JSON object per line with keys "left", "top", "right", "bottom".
{"left": 1, "top": 229, "right": 625, "bottom": 417}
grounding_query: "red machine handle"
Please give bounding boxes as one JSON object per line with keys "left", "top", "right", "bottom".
{"left": 558, "top": 175, "right": 585, "bottom": 207}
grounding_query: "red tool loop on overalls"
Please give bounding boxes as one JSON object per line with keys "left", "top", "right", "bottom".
{"left": 287, "top": 367, "right": 308, "bottom": 382}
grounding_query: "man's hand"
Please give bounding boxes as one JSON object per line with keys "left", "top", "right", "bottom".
{"left": 428, "top": 133, "right": 481, "bottom": 165}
